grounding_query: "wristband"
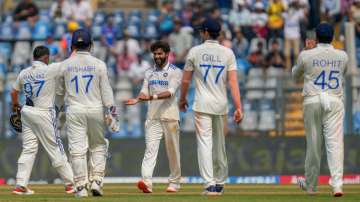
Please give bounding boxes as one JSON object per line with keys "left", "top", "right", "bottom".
{"left": 153, "top": 94, "right": 158, "bottom": 100}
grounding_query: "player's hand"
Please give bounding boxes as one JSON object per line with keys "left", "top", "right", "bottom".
{"left": 305, "top": 39, "right": 316, "bottom": 50}
{"left": 138, "top": 94, "right": 151, "bottom": 101}
{"left": 233, "top": 108, "right": 243, "bottom": 124}
{"left": 179, "top": 99, "right": 188, "bottom": 112}
{"left": 124, "top": 98, "right": 139, "bottom": 105}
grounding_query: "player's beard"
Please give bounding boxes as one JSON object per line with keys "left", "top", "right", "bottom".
{"left": 154, "top": 57, "right": 167, "bottom": 68}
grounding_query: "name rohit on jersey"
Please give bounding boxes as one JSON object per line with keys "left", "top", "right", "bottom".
{"left": 313, "top": 59, "right": 342, "bottom": 68}
{"left": 67, "top": 66, "right": 96, "bottom": 72}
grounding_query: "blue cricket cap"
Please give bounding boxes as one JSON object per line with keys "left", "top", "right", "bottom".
{"left": 71, "top": 28, "right": 92, "bottom": 47}
{"left": 201, "top": 18, "right": 221, "bottom": 33}
{"left": 315, "top": 23, "right": 334, "bottom": 43}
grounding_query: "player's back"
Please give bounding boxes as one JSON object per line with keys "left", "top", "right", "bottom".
{"left": 299, "top": 44, "right": 348, "bottom": 98}
{"left": 15, "top": 61, "right": 60, "bottom": 109}
{"left": 186, "top": 40, "right": 237, "bottom": 115}
{"left": 59, "top": 51, "right": 113, "bottom": 108}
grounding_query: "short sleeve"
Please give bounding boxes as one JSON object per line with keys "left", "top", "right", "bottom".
{"left": 168, "top": 68, "right": 183, "bottom": 96}
{"left": 140, "top": 70, "right": 150, "bottom": 95}
{"left": 292, "top": 51, "right": 305, "bottom": 80}
{"left": 13, "top": 72, "right": 22, "bottom": 91}
{"left": 184, "top": 48, "right": 195, "bottom": 71}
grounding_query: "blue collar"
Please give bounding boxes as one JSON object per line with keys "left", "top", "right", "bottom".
{"left": 154, "top": 62, "right": 170, "bottom": 71}
{"left": 317, "top": 43, "right": 333, "bottom": 48}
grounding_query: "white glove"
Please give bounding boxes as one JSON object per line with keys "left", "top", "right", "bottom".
{"left": 105, "top": 106, "right": 120, "bottom": 132}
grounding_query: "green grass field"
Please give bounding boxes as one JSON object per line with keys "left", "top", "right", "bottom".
{"left": 0, "top": 184, "right": 360, "bottom": 202}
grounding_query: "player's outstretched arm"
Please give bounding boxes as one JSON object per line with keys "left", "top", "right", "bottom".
{"left": 179, "top": 70, "right": 193, "bottom": 112}
{"left": 228, "top": 70, "right": 243, "bottom": 124}
{"left": 124, "top": 93, "right": 149, "bottom": 105}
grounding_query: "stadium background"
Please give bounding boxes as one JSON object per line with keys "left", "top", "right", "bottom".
{"left": 0, "top": 0, "right": 359, "bottom": 185}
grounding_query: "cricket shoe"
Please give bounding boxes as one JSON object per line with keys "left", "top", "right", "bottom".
{"left": 202, "top": 185, "right": 218, "bottom": 196}
{"left": 90, "top": 180, "right": 103, "bottom": 196}
{"left": 166, "top": 183, "right": 180, "bottom": 192}
{"left": 297, "top": 177, "right": 317, "bottom": 195}
{"left": 12, "top": 185, "right": 34, "bottom": 195}
{"left": 65, "top": 184, "right": 75, "bottom": 194}
{"left": 75, "top": 185, "right": 88, "bottom": 197}
{"left": 137, "top": 180, "right": 152, "bottom": 193}
{"left": 215, "top": 184, "right": 224, "bottom": 195}
{"left": 332, "top": 187, "right": 343, "bottom": 197}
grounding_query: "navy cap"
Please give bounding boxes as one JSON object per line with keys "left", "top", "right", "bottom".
{"left": 71, "top": 29, "right": 92, "bottom": 47}
{"left": 315, "top": 23, "right": 334, "bottom": 42}
{"left": 201, "top": 18, "right": 221, "bottom": 33}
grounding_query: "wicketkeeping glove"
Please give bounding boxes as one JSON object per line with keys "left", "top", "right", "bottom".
{"left": 105, "top": 106, "right": 120, "bottom": 132}
{"left": 10, "top": 106, "right": 22, "bottom": 133}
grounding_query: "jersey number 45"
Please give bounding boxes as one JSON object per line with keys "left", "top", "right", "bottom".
{"left": 314, "top": 70, "right": 340, "bottom": 90}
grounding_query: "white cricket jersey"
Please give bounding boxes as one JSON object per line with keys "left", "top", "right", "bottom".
{"left": 184, "top": 40, "right": 237, "bottom": 115}
{"left": 13, "top": 61, "right": 61, "bottom": 109}
{"left": 292, "top": 43, "right": 348, "bottom": 98}
{"left": 58, "top": 51, "right": 114, "bottom": 108}
{"left": 140, "top": 63, "right": 182, "bottom": 121}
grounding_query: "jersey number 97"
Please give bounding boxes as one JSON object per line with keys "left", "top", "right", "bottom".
{"left": 24, "top": 80, "right": 45, "bottom": 97}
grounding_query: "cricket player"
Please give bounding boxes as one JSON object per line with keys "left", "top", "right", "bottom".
{"left": 179, "top": 18, "right": 243, "bottom": 195}
{"left": 11, "top": 46, "right": 74, "bottom": 195}
{"left": 57, "top": 29, "right": 115, "bottom": 197}
{"left": 292, "top": 23, "right": 348, "bottom": 197}
{"left": 125, "top": 41, "right": 182, "bottom": 193}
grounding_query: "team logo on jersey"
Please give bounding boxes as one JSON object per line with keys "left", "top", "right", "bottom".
{"left": 163, "top": 73, "right": 168, "bottom": 77}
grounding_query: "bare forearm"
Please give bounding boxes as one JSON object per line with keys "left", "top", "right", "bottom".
{"left": 180, "top": 70, "right": 193, "bottom": 101}
{"left": 150, "top": 91, "right": 171, "bottom": 100}
{"left": 11, "top": 89, "right": 19, "bottom": 106}
{"left": 230, "top": 84, "right": 241, "bottom": 110}
{"left": 228, "top": 71, "right": 242, "bottom": 110}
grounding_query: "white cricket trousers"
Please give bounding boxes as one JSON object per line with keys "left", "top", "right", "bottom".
{"left": 16, "top": 106, "right": 73, "bottom": 187}
{"left": 194, "top": 112, "right": 228, "bottom": 188}
{"left": 303, "top": 95, "right": 344, "bottom": 191}
{"left": 142, "top": 119, "right": 181, "bottom": 187}
{"left": 66, "top": 106, "right": 109, "bottom": 188}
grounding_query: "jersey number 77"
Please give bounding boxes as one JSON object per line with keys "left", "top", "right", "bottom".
{"left": 199, "top": 64, "right": 225, "bottom": 83}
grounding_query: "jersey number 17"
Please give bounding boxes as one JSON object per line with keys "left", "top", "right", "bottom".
{"left": 71, "top": 74, "right": 94, "bottom": 94}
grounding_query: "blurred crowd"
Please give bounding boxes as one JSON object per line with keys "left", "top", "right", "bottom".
{"left": 0, "top": 0, "right": 360, "bottom": 138}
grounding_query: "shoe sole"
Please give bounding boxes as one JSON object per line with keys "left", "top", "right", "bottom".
{"left": 91, "top": 189, "right": 103, "bottom": 197}
{"left": 333, "top": 192, "right": 343, "bottom": 197}
{"left": 166, "top": 188, "right": 178, "bottom": 193}
{"left": 137, "top": 181, "right": 152, "bottom": 193}
{"left": 202, "top": 192, "right": 219, "bottom": 196}
{"left": 65, "top": 189, "right": 75, "bottom": 194}
{"left": 12, "top": 191, "right": 34, "bottom": 195}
